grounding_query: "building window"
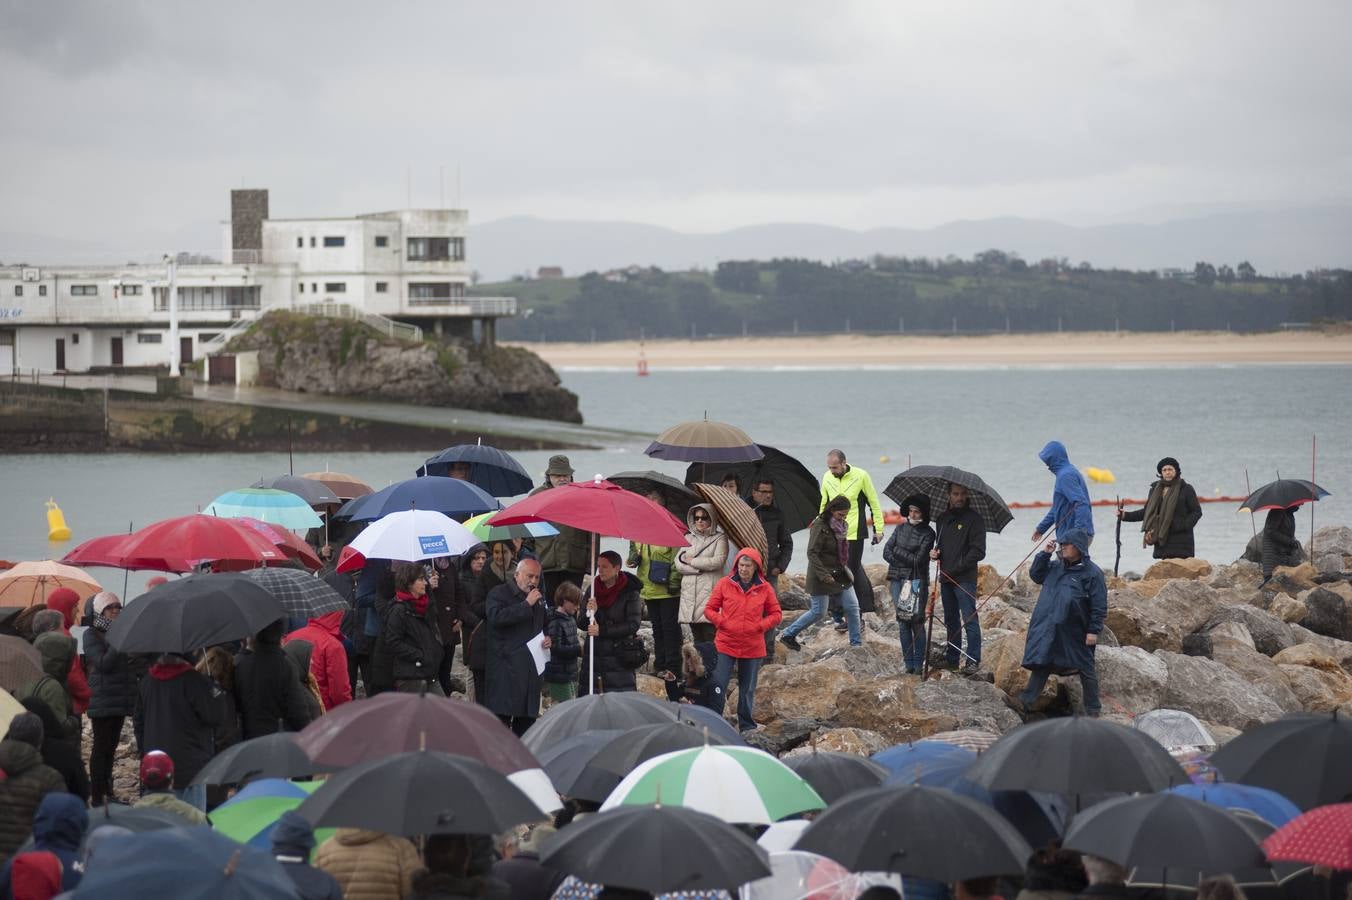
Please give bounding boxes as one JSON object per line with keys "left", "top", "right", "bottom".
{"left": 309, "top": 237, "right": 316, "bottom": 248}
{"left": 153, "top": 286, "right": 261, "bottom": 311}
{"left": 408, "top": 237, "right": 456, "bottom": 261}
{"left": 72, "top": 333, "right": 80, "bottom": 344}
{"left": 121, "top": 284, "right": 143, "bottom": 295}
{"left": 296, "top": 237, "right": 303, "bottom": 248}
{"left": 71, "top": 284, "right": 98, "bottom": 296}
{"left": 312, "top": 283, "right": 317, "bottom": 293}
{"left": 375, "top": 282, "right": 388, "bottom": 293}
{"left": 324, "top": 282, "right": 347, "bottom": 293}
{"left": 137, "top": 333, "right": 162, "bottom": 344}
{"left": 323, "top": 236, "right": 345, "bottom": 248}
{"left": 39, "top": 285, "right": 47, "bottom": 296}
{"left": 13, "top": 286, "right": 20, "bottom": 297}
{"left": 408, "top": 282, "right": 467, "bottom": 305}
{"left": 375, "top": 235, "right": 389, "bottom": 248}
{"left": 298, "top": 282, "right": 305, "bottom": 293}
{"left": 199, "top": 333, "right": 220, "bottom": 343}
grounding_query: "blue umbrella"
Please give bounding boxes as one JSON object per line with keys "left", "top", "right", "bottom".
{"left": 1167, "top": 783, "right": 1302, "bottom": 827}
{"left": 335, "top": 476, "right": 500, "bottom": 523}
{"left": 73, "top": 826, "right": 298, "bottom": 899}
{"left": 416, "top": 443, "right": 533, "bottom": 497}
{"left": 206, "top": 488, "right": 324, "bottom": 530}
{"left": 874, "top": 741, "right": 976, "bottom": 785}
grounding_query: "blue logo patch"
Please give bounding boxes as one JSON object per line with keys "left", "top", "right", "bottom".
{"left": 418, "top": 535, "right": 449, "bottom": 555}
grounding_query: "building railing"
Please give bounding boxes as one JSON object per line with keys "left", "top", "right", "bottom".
{"left": 293, "top": 302, "right": 424, "bottom": 342}
{"left": 199, "top": 308, "right": 274, "bottom": 356}
{"left": 407, "top": 296, "right": 517, "bottom": 315}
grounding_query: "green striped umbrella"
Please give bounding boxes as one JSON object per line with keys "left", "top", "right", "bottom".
{"left": 209, "top": 778, "right": 332, "bottom": 855}
{"left": 599, "top": 746, "right": 824, "bottom": 824}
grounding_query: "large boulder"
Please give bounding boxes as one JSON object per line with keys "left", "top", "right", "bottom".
{"left": 1106, "top": 581, "right": 1220, "bottom": 653}
{"left": 1299, "top": 588, "right": 1350, "bottom": 641}
{"left": 1269, "top": 594, "right": 1309, "bottom": 625}
{"left": 1205, "top": 605, "right": 1296, "bottom": 657}
{"left": 1208, "top": 561, "right": 1264, "bottom": 591}
{"left": 1267, "top": 563, "right": 1318, "bottom": 597}
{"left": 1208, "top": 642, "right": 1303, "bottom": 713}
{"left": 1242, "top": 535, "right": 1306, "bottom": 568}
{"left": 833, "top": 678, "right": 953, "bottom": 742}
{"left": 912, "top": 678, "right": 1024, "bottom": 734}
{"left": 982, "top": 630, "right": 1034, "bottom": 698}
{"left": 1287, "top": 626, "right": 1352, "bottom": 676}
{"left": 780, "top": 728, "right": 889, "bottom": 759}
{"left": 777, "top": 583, "right": 811, "bottom": 611}
{"left": 1276, "top": 665, "right": 1352, "bottom": 713}
{"left": 978, "top": 598, "right": 1030, "bottom": 633}
{"left": 1158, "top": 651, "right": 1286, "bottom": 729}
{"left": 1094, "top": 646, "right": 1169, "bottom": 715}
{"left": 755, "top": 663, "right": 856, "bottom": 723}
{"left": 742, "top": 718, "right": 820, "bottom": 756}
{"left": 1312, "top": 526, "right": 1352, "bottom": 563}
{"left": 1207, "top": 621, "right": 1256, "bottom": 653}
{"left": 978, "top": 565, "right": 1004, "bottom": 597}
{"left": 812, "top": 642, "right": 907, "bottom": 680}
{"left": 1146, "top": 558, "right": 1213, "bottom": 581}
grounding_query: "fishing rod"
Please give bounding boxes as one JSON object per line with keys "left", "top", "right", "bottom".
{"left": 1113, "top": 495, "right": 1123, "bottom": 578}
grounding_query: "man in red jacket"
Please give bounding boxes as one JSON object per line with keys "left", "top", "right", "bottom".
{"left": 702, "top": 548, "right": 782, "bottom": 733}
{"left": 285, "top": 611, "right": 352, "bottom": 710}
{"left": 40, "top": 588, "right": 90, "bottom": 716}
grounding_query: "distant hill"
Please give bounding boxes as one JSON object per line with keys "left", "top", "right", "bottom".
{"left": 470, "top": 206, "right": 1352, "bottom": 282}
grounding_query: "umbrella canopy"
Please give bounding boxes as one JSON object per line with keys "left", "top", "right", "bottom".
{"left": 205, "top": 488, "right": 324, "bottom": 530}
{"left": 671, "top": 701, "right": 745, "bottom": 745}
{"left": 600, "top": 745, "right": 825, "bottom": 824}
{"left": 250, "top": 475, "right": 342, "bottom": 509}
{"left": 741, "top": 850, "right": 873, "bottom": 900}
{"left": 491, "top": 477, "right": 690, "bottom": 547}
{"left": 1063, "top": 793, "right": 1268, "bottom": 879}
{"left": 1129, "top": 809, "right": 1310, "bottom": 890}
{"left": 296, "top": 750, "right": 543, "bottom": 836}
{"left": 645, "top": 418, "right": 764, "bottom": 464}
{"left": 533, "top": 729, "right": 623, "bottom": 799}
{"left": 110, "top": 515, "right": 287, "bottom": 572}
{"left": 1240, "top": 478, "right": 1331, "bottom": 513}
{"left": 347, "top": 508, "right": 482, "bottom": 563}
{"left": 238, "top": 568, "right": 348, "bottom": 621}
{"left": 72, "top": 823, "right": 299, "bottom": 900}
{"left": 86, "top": 802, "right": 203, "bottom": 832}
{"left": 0, "top": 686, "right": 24, "bottom": 735}
{"left": 229, "top": 518, "right": 323, "bottom": 572}
{"left": 192, "top": 733, "right": 330, "bottom": 787}
{"left": 416, "top": 442, "right": 534, "bottom": 496}
{"left": 685, "top": 444, "right": 819, "bottom": 534}
{"left": 1210, "top": 713, "right": 1352, "bottom": 810}
{"left": 1263, "top": 803, "right": 1352, "bottom": 870}
{"left": 690, "top": 483, "right": 768, "bottom": 564}
{"left": 794, "top": 784, "right": 1033, "bottom": 881}
{"left": 925, "top": 729, "right": 1001, "bottom": 753}
{"left": 522, "top": 693, "right": 680, "bottom": 755}
{"left": 462, "top": 511, "right": 559, "bottom": 543}
{"left": 608, "top": 470, "right": 701, "bottom": 519}
{"left": 873, "top": 740, "right": 976, "bottom": 787}
{"left": 0, "top": 638, "right": 43, "bottom": 693}
{"left": 964, "top": 716, "right": 1187, "bottom": 795}
{"left": 884, "top": 465, "right": 1014, "bottom": 534}
{"left": 336, "top": 476, "right": 499, "bottom": 522}
{"left": 62, "top": 533, "right": 141, "bottom": 569}
{"left": 539, "top": 804, "right": 771, "bottom": 894}
{"left": 1133, "top": 708, "right": 1217, "bottom": 751}
{"left": 301, "top": 469, "right": 373, "bottom": 501}
{"left": 757, "top": 820, "right": 811, "bottom": 853}
{"left": 782, "top": 751, "right": 888, "bottom": 804}
{"left": 570, "top": 722, "right": 736, "bottom": 804}
{"left": 1167, "top": 783, "right": 1302, "bottom": 828}
{"left": 0, "top": 560, "right": 102, "bottom": 606}
{"left": 106, "top": 573, "right": 286, "bottom": 654}
{"left": 210, "top": 778, "right": 330, "bottom": 849}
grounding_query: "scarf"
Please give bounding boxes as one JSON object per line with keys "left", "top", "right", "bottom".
{"left": 92, "top": 614, "right": 114, "bottom": 632}
{"left": 1140, "top": 478, "right": 1184, "bottom": 548}
{"left": 828, "top": 515, "right": 849, "bottom": 566}
{"left": 593, "top": 574, "right": 625, "bottom": 609}
{"left": 395, "top": 589, "right": 429, "bottom": 616}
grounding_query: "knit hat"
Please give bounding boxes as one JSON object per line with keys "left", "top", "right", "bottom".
{"left": 1156, "top": 457, "right": 1181, "bottom": 476}
{"left": 140, "top": 750, "right": 175, "bottom": 789}
{"left": 45, "top": 588, "right": 81, "bottom": 627}
{"left": 4, "top": 712, "right": 45, "bottom": 749}
{"left": 270, "top": 810, "right": 318, "bottom": 854}
{"left": 92, "top": 591, "right": 122, "bottom": 615}
{"left": 546, "top": 455, "right": 574, "bottom": 477}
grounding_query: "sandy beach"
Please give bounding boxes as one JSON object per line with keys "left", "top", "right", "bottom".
{"left": 511, "top": 329, "right": 1352, "bottom": 369}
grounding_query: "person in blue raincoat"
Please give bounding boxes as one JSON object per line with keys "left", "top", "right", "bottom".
{"left": 1018, "top": 528, "right": 1106, "bottom": 717}
{"left": 1032, "top": 440, "right": 1095, "bottom": 545}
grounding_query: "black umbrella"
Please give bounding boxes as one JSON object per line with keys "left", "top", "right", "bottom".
{"left": 522, "top": 692, "right": 678, "bottom": 755}
{"left": 539, "top": 804, "right": 771, "bottom": 894}
{"left": 251, "top": 475, "right": 342, "bottom": 509}
{"left": 106, "top": 573, "right": 285, "bottom": 654}
{"left": 570, "top": 722, "right": 735, "bottom": 803}
{"left": 884, "top": 465, "right": 1014, "bottom": 533}
{"left": 683, "top": 444, "right": 819, "bottom": 534}
{"left": 533, "top": 729, "right": 623, "bottom": 799}
{"left": 794, "top": 784, "right": 1032, "bottom": 881}
{"left": 1210, "top": 712, "right": 1352, "bottom": 810}
{"left": 782, "top": 750, "right": 889, "bottom": 804}
{"left": 1128, "top": 810, "right": 1312, "bottom": 890}
{"left": 607, "top": 471, "right": 700, "bottom": 518}
{"left": 416, "top": 442, "right": 534, "bottom": 497}
{"left": 1063, "top": 793, "right": 1268, "bottom": 880}
{"left": 192, "top": 733, "right": 330, "bottom": 787}
{"left": 964, "top": 717, "right": 1187, "bottom": 795}
{"left": 296, "top": 750, "right": 543, "bottom": 836}
{"left": 1239, "top": 478, "right": 1330, "bottom": 513}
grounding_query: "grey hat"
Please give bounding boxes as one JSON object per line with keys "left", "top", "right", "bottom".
{"left": 4, "top": 711, "right": 45, "bottom": 748}
{"left": 546, "top": 455, "right": 574, "bottom": 477}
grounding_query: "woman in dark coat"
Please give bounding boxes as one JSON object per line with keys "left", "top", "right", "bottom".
{"left": 459, "top": 547, "right": 490, "bottom": 706}
{"left": 882, "top": 494, "right": 936, "bottom": 675}
{"left": 578, "top": 551, "right": 643, "bottom": 696}
{"left": 383, "top": 563, "right": 446, "bottom": 695}
{"left": 83, "top": 592, "right": 144, "bottom": 806}
{"left": 1119, "top": 457, "right": 1203, "bottom": 559}
{"left": 1261, "top": 507, "right": 1302, "bottom": 580}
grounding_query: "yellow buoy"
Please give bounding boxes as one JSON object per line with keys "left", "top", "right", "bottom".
{"left": 1084, "top": 467, "right": 1116, "bottom": 484}
{"left": 46, "top": 499, "right": 72, "bottom": 542}
{"left": 879, "top": 455, "right": 890, "bottom": 464}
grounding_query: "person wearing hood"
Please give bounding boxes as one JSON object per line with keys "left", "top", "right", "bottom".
{"left": 383, "top": 563, "right": 446, "bottom": 695}
{"left": 485, "top": 559, "right": 548, "bottom": 736}
{"left": 133, "top": 651, "right": 223, "bottom": 809}
{"left": 703, "top": 547, "right": 782, "bottom": 732}
{"left": 1018, "top": 528, "right": 1107, "bottom": 717}
{"left": 234, "top": 619, "right": 316, "bottom": 737}
{"left": 579, "top": 551, "right": 643, "bottom": 696}
{"left": 780, "top": 496, "right": 862, "bottom": 651}
{"left": 458, "top": 547, "right": 491, "bottom": 707}
{"left": 1260, "top": 507, "right": 1302, "bottom": 582}
{"left": 676, "top": 503, "right": 729, "bottom": 645}
{"left": 314, "top": 827, "right": 421, "bottom": 900}
{"left": 408, "top": 833, "right": 510, "bottom": 900}
{"left": 4, "top": 849, "right": 62, "bottom": 900}
{"left": 529, "top": 456, "right": 595, "bottom": 604}
{"left": 285, "top": 610, "right": 352, "bottom": 710}
{"left": 1034, "top": 441, "right": 1096, "bottom": 544}
{"left": 0, "top": 713, "right": 66, "bottom": 865}
{"left": 15, "top": 630, "right": 80, "bottom": 741}
{"left": 883, "top": 495, "right": 937, "bottom": 675}
{"left": 1118, "top": 457, "right": 1202, "bottom": 560}
{"left": 37, "top": 588, "right": 90, "bottom": 718}
{"left": 83, "top": 591, "right": 145, "bottom": 806}
{"left": 271, "top": 810, "right": 344, "bottom": 900}
{"left": 0, "top": 793, "right": 88, "bottom": 893}
{"left": 283, "top": 639, "right": 326, "bottom": 722}
{"left": 18, "top": 697, "right": 89, "bottom": 802}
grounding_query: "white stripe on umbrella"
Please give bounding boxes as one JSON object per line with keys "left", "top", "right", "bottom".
{"left": 508, "top": 768, "right": 563, "bottom": 816}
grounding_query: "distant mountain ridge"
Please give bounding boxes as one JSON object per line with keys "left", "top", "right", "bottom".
{"left": 471, "top": 206, "right": 1352, "bottom": 282}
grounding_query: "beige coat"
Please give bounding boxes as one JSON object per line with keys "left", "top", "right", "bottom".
{"left": 313, "top": 827, "right": 421, "bottom": 900}
{"left": 676, "top": 503, "right": 728, "bottom": 625}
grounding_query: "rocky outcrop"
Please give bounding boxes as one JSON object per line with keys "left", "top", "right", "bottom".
{"left": 1145, "top": 558, "right": 1213, "bottom": 581}
{"left": 1299, "top": 587, "right": 1350, "bottom": 641}
{"left": 1158, "top": 651, "right": 1286, "bottom": 729}
{"left": 228, "top": 311, "right": 582, "bottom": 422}
{"left": 780, "top": 729, "right": 889, "bottom": 759}
{"left": 1096, "top": 646, "right": 1169, "bottom": 715}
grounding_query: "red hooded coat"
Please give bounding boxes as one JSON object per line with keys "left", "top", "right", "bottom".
{"left": 43, "top": 589, "right": 90, "bottom": 716}
{"left": 702, "top": 548, "right": 782, "bottom": 660}
{"left": 284, "top": 611, "right": 352, "bottom": 710}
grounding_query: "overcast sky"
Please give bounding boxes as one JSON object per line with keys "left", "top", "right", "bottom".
{"left": 2, "top": 0, "right": 1350, "bottom": 257}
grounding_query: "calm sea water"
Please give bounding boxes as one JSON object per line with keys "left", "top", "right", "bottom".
{"left": 2, "top": 364, "right": 1347, "bottom": 597}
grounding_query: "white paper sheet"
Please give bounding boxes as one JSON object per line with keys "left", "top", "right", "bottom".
{"left": 526, "top": 630, "right": 549, "bottom": 675}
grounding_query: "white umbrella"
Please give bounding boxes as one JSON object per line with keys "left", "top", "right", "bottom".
{"left": 348, "top": 509, "right": 480, "bottom": 562}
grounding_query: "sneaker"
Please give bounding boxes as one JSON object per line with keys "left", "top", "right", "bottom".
{"left": 959, "top": 661, "right": 981, "bottom": 676}
{"left": 779, "top": 634, "right": 802, "bottom": 652}
{"left": 833, "top": 622, "right": 848, "bottom": 633}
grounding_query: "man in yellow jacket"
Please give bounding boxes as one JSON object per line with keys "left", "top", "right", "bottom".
{"left": 819, "top": 449, "right": 885, "bottom": 619}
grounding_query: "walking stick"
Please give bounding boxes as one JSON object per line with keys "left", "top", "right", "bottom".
{"left": 1113, "top": 495, "right": 1123, "bottom": 578}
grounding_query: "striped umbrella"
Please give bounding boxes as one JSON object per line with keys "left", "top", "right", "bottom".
{"left": 210, "top": 778, "right": 332, "bottom": 852}
{"left": 645, "top": 417, "right": 764, "bottom": 464}
{"left": 205, "top": 488, "right": 323, "bottom": 530}
{"left": 690, "top": 483, "right": 768, "bottom": 565}
{"left": 462, "top": 511, "right": 558, "bottom": 543}
{"left": 600, "top": 745, "right": 824, "bottom": 824}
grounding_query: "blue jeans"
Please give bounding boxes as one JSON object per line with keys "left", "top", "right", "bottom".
{"left": 783, "top": 587, "right": 861, "bottom": 646}
{"left": 891, "top": 580, "right": 927, "bottom": 671}
{"left": 713, "top": 653, "right": 764, "bottom": 731}
{"left": 940, "top": 580, "right": 980, "bottom": 666}
{"left": 174, "top": 783, "right": 207, "bottom": 811}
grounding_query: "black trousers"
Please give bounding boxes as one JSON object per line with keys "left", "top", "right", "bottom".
{"left": 499, "top": 715, "right": 535, "bottom": 737}
{"left": 436, "top": 644, "right": 457, "bottom": 695}
{"left": 90, "top": 714, "right": 124, "bottom": 806}
{"left": 348, "top": 652, "right": 373, "bottom": 699}
{"left": 471, "top": 668, "right": 489, "bottom": 707}
{"left": 832, "top": 539, "right": 874, "bottom": 617}
{"left": 646, "top": 596, "right": 681, "bottom": 675}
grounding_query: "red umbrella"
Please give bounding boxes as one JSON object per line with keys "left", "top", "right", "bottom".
{"left": 334, "top": 545, "right": 365, "bottom": 574}
{"left": 1263, "top": 803, "right": 1352, "bottom": 869}
{"left": 112, "top": 515, "right": 286, "bottom": 572}
{"left": 230, "top": 518, "right": 323, "bottom": 571}
{"left": 489, "top": 477, "right": 688, "bottom": 547}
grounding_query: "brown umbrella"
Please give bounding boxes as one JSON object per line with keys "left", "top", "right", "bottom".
{"left": 0, "top": 560, "right": 102, "bottom": 607}
{"left": 645, "top": 418, "right": 764, "bottom": 464}
{"left": 927, "top": 729, "right": 1001, "bottom": 753}
{"left": 691, "top": 483, "right": 768, "bottom": 566}
{"left": 0, "top": 634, "right": 43, "bottom": 693}
{"left": 301, "top": 470, "right": 374, "bottom": 502}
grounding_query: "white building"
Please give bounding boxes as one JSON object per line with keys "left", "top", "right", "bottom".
{"left": 0, "top": 189, "right": 514, "bottom": 376}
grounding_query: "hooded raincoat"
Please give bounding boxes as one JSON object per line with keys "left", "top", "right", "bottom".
{"left": 1035, "top": 441, "right": 1095, "bottom": 537}
{"left": 1022, "top": 529, "right": 1107, "bottom": 675}
{"left": 676, "top": 504, "right": 729, "bottom": 626}
{"left": 285, "top": 610, "right": 353, "bottom": 710}
{"left": 703, "top": 548, "right": 783, "bottom": 660}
